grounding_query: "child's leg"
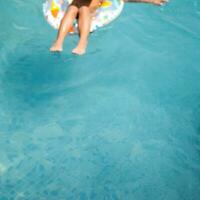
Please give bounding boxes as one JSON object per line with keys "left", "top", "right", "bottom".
{"left": 72, "top": 6, "right": 91, "bottom": 55}
{"left": 50, "top": 5, "right": 78, "bottom": 52}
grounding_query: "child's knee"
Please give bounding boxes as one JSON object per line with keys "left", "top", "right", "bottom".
{"left": 79, "top": 6, "right": 90, "bottom": 13}
{"left": 68, "top": 5, "right": 79, "bottom": 15}
{"left": 78, "top": 6, "right": 91, "bottom": 17}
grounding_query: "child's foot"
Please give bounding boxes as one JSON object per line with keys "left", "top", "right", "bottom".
{"left": 151, "top": 0, "right": 168, "bottom": 6}
{"left": 50, "top": 42, "right": 63, "bottom": 52}
{"left": 72, "top": 42, "right": 87, "bottom": 55}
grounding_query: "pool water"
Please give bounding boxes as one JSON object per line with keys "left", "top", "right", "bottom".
{"left": 0, "top": 0, "right": 200, "bottom": 199}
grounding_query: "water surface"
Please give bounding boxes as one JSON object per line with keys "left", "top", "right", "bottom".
{"left": 0, "top": 0, "right": 200, "bottom": 199}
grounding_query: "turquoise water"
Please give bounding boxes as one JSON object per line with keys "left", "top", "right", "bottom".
{"left": 1, "top": 0, "right": 200, "bottom": 199}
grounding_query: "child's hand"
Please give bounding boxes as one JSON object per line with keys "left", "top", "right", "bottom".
{"left": 150, "top": 0, "right": 168, "bottom": 6}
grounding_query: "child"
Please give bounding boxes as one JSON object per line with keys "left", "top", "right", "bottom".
{"left": 50, "top": 0, "right": 167, "bottom": 55}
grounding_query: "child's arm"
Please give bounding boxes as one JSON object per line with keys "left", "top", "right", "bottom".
{"left": 124, "top": 0, "right": 168, "bottom": 6}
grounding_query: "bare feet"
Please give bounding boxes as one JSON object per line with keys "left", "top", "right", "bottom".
{"left": 150, "top": 0, "right": 168, "bottom": 6}
{"left": 72, "top": 41, "right": 87, "bottom": 55}
{"left": 50, "top": 42, "right": 63, "bottom": 52}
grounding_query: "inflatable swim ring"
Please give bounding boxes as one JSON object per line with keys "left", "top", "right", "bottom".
{"left": 43, "top": 0, "right": 124, "bottom": 33}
